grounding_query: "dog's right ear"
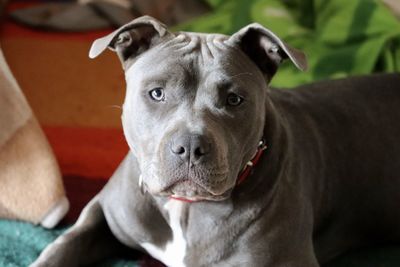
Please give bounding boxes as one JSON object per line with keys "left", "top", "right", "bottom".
{"left": 227, "top": 23, "right": 307, "bottom": 81}
{"left": 89, "top": 16, "right": 172, "bottom": 68}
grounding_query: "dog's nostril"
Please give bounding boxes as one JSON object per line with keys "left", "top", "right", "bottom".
{"left": 194, "top": 147, "right": 206, "bottom": 157}
{"left": 177, "top": 146, "right": 185, "bottom": 155}
{"left": 172, "top": 146, "right": 186, "bottom": 155}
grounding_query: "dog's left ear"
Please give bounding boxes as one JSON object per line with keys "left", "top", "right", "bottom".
{"left": 89, "top": 16, "right": 173, "bottom": 68}
{"left": 228, "top": 23, "right": 307, "bottom": 79}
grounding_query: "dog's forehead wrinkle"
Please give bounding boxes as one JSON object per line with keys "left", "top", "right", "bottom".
{"left": 198, "top": 34, "right": 228, "bottom": 62}
{"left": 171, "top": 32, "right": 228, "bottom": 55}
{"left": 126, "top": 32, "right": 233, "bottom": 78}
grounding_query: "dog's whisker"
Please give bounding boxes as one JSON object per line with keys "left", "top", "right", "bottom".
{"left": 229, "top": 72, "right": 254, "bottom": 79}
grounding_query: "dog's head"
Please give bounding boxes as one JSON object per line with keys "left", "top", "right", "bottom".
{"left": 90, "top": 16, "right": 306, "bottom": 202}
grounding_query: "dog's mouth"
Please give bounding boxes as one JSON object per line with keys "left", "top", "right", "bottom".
{"left": 157, "top": 180, "right": 231, "bottom": 202}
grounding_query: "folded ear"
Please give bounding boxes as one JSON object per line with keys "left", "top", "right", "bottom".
{"left": 227, "top": 23, "right": 307, "bottom": 79}
{"left": 89, "top": 16, "right": 173, "bottom": 68}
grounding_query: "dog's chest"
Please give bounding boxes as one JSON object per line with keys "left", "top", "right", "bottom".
{"left": 140, "top": 200, "right": 187, "bottom": 267}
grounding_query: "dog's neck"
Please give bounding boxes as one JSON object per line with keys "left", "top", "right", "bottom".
{"left": 228, "top": 91, "right": 290, "bottom": 204}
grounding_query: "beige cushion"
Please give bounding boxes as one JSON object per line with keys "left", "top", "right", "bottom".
{"left": 0, "top": 48, "right": 68, "bottom": 228}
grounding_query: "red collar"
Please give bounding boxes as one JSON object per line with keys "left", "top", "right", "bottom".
{"left": 170, "top": 139, "right": 267, "bottom": 203}
{"left": 236, "top": 140, "right": 267, "bottom": 185}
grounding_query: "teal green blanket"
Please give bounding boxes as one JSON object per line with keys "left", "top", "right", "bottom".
{"left": 0, "top": 220, "right": 139, "bottom": 267}
{"left": 2, "top": 220, "right": 400, "bottom": 266}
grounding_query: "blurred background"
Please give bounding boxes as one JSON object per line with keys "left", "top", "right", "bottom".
{"left": 0, "top": 0, "right": 399, "bottom": 266}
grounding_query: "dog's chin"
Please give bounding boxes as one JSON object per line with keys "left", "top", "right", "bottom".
{"left": 154, "top": 180, "right": 232, "bottom": 202}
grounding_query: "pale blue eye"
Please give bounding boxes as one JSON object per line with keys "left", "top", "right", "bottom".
{"left": 227, "top": 93, "right": 243, "bottom": 106}
{"left": 149, "top": 88, "right": 165, "bottom": 102}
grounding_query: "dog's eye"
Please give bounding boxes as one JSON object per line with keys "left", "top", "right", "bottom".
{"left": 149, "top": 88, "right": 165, "bottom": 102}
{"left": 226, "top": 93, "right": 243, "bottom": 106}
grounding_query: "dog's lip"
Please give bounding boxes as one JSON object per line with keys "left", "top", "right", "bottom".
{"left": 169, "top": 194, "right": 216, "bottom": 202}
{"left": 169, "top": 195, "right": 228, "bottom": 202}
{"left": 158, "top": 179, "right": 230, "bottom": 202}
{"left": 169, "top": 191, "right": 230, "bottom": 202}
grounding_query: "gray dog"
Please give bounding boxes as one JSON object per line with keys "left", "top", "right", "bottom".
{"left": 31, "top": 16, "right": 400, "bottom": 267}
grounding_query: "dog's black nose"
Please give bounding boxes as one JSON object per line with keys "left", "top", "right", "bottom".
{"left": 170, "top": 134, "right": 211, "bottom": 163}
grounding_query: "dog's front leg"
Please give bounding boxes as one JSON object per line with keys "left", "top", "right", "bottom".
{"left": 30, "top": 195, "right": 127, "bottom": 267}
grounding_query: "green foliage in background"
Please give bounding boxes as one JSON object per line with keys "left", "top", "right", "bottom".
{"left": 176, "top": 0, "right": 400, "bottom": 88}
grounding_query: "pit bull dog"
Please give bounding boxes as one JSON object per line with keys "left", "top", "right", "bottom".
{"left": 31, "top": 16, "right": 400, "bottom": 267}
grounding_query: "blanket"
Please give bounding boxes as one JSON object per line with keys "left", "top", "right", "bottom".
{"left": 0, "top": 220, "right": 141, "bottom": 267}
